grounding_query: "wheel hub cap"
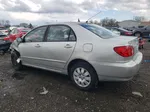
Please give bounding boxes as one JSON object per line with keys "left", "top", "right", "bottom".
{"left": 73, "top": 67, "right": 91, "bottom": 88}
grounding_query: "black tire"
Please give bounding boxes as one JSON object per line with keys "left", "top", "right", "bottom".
{"left": 11, "top": 51, "right": 22, "bottom": 70}
{"left": 69, "top": 61, "right": 98, "bottom": 91}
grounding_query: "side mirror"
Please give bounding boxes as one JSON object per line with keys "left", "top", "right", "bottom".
{"left": 145, "top": 28, "right": 147, "bottom": 30}
{"left": 16, "top": 37, "right": 22, "bottom": 43}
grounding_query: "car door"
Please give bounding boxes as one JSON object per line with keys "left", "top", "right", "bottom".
{"left": 19, "top": 26, "right": 48, "bottom": 67}
{"left": 41, "top": 25, "right": 76, "bottom": 70}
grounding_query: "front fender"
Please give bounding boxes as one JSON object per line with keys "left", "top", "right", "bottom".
{"left": 10, "top": 40, "right": 20, "bottom": 52}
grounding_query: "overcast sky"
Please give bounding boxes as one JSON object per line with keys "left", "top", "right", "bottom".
{"left": 0, "top": 0, "right": 149, "bottom": 25}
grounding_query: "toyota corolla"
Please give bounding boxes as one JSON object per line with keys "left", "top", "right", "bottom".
{"left": 10, "top": 23, "right": 143, "bottom": 90}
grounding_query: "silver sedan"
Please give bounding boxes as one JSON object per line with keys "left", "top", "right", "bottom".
{"left": 10, "top": 23, "right": 143, "bottom": 90}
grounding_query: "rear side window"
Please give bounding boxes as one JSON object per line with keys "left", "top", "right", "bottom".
{"left": 69, "top": 30, "right": 76, "bottom": 41}
{"left": 80, "top": 24, "right": 118, "bottom": 39}
{"left": 47, "top": 25, "right": 76, "bottom": 41}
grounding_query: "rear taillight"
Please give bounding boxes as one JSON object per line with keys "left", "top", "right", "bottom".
{"left": 114, "top": 46, "right": 134, "bottom": 57}
{"left": 5, "top": 30, "right": 8, "bottom": 33}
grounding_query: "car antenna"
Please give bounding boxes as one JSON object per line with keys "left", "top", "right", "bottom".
{"left": 86, "top": 11, "right": 102, "bottom": 23}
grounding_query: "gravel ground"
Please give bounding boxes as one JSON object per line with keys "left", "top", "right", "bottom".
{"left": 0, "top": 41, "right": 150, "bottom": 112}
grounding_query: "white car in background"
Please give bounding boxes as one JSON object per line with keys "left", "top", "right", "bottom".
{"left": 0, "top": 27, "right": 9, "bottom": 35}
{"left": 110, "top": 29, "right": 121, "bottom": 35}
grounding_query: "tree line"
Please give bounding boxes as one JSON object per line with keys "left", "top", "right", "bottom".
{"left": 0, "top": 20, "right": 10, "bottom": 28}
{"left": 0, "top": 20, "right": 33, "bottom": 29}
{"left": 0, "top": 15, "right": 147, "bottom": 29}
{"left": 78, "top": 16, "right": 147, "bottom": 27}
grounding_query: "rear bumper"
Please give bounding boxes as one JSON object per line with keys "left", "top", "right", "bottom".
{"left": 90, "top": 52, "right": 143, "bottom": 81}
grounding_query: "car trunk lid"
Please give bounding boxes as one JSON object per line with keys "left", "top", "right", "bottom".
{"left": 108, "top": 36, "right": 139, "bottom": 62}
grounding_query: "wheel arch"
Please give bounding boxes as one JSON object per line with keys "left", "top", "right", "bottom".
{"left": 67, "top": 58, "right": 97, "bottom": 76}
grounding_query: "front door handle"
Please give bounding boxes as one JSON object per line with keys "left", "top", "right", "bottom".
{"left": 64, "top": 44, "right": 72, "bottom": 48}
{"left": 35, "top": 44, "right": 41, "bottom": 48}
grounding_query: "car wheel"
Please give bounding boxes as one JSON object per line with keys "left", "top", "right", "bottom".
{"left": 11, "top": 51, "right": 22, "bottom": 70}
{"left": 134, "top": 32, "right": 142, "bottom": 37}
{"left": 70, "top": 62, "right": 98, "bottom": 91}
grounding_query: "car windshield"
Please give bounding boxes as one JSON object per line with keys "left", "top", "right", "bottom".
{"left": 80, "top": 24, "right": 119, "bottom": 39}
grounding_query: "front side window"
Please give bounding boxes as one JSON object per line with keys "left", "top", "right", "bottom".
{"left": 47, "top": 25, "right": 75, "bottom": 41}
{"left": 24, "top": 26, "right": 47, "bottom": 42}
{"left": 80, "top": 24, "right": 119, "bottom": 39}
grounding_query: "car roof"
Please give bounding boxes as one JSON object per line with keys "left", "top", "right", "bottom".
{"left": 43, "top": 22, "right": 89, "bottom": 26}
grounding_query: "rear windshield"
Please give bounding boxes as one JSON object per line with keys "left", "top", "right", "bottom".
{"left": 80, "top": 24, "right": 119, "bottom": 39}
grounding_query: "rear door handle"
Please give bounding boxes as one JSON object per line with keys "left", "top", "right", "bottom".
{"left": 64, "top": 44, "right": 72, "bottom": 48}
{"left": 35, "top": 44, "right": 41, "bottom": 48}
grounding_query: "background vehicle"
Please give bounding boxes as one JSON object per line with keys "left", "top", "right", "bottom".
{"left": 133, "top": 26, "right": 150, "bottom": 37}
{"left": 110, "top": 27, "right": 133, "bottom": 36}
{"left": 4, "top": 27, "right": 30, "bottom": 42}
{"left": 106, "top": 27, "right": 120, "bottom": 35}
{"left": 10, "top": 23, "right": 142, "bottom": 90}
{"left": 0, "top": 31, "right": 6, "bottom": 39}
{"left": 0, "top": 31, "right": 11, "bottom": 54}
{"left": 0, "top": 27, "right": 9, "bottom": 35}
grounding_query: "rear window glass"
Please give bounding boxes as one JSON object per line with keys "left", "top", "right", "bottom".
{"left": 80, "top": 24, "right": 118, "bottom": 39}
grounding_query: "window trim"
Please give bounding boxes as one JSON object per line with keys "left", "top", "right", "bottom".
{"left": 23, "top": 25, "right": 48, "bottom": 43}
{"left": 45, "top": 24, "right": 77, "bottom": 42}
